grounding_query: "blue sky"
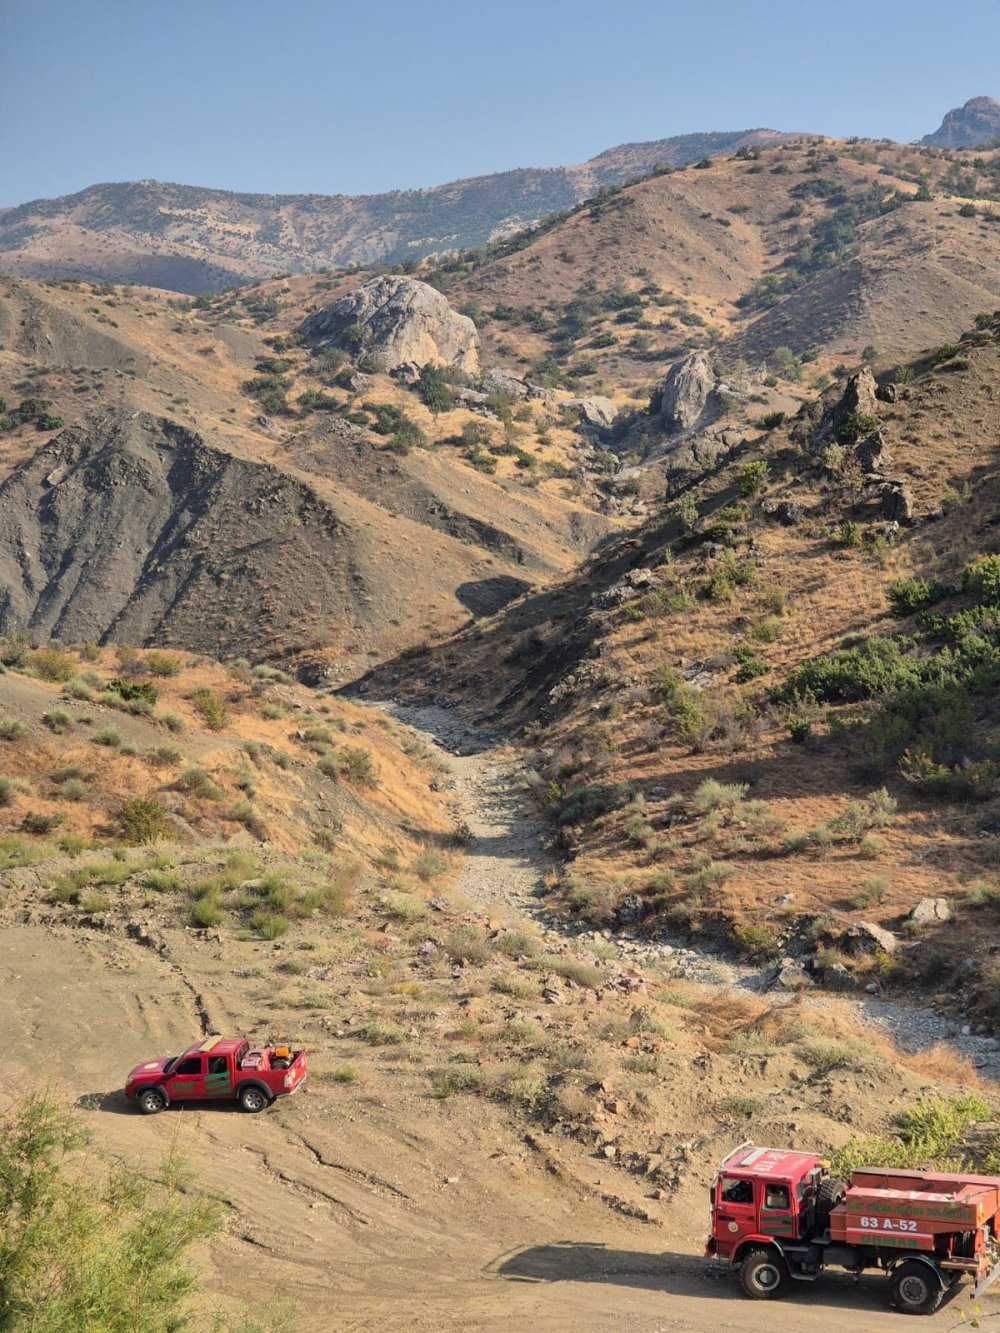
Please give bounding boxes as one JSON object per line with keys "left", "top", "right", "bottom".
{"left": 2, "top": 0, "right": 998, "bottom": 207}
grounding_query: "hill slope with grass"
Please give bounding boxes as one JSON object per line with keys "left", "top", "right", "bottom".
{"left": 0, "top": 131, "right": 791, "bottom": 291}
{"left": 362, "top": 310, "right": 1000, "bottom": 1030}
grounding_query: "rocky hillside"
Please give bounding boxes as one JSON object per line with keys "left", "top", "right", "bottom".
{"left": 921, "top": 95, "right": 1000, "bottom": 148}
{"left": 0, "top": 131, "right": 789, "bottom": 293}
{"left": 0, "top": 275, "right": 620, "bottom": 675}
{"left": 364, "top": 310, "right": 1000, "bottom": 1031}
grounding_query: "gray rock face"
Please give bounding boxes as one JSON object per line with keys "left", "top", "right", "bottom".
{"left": 0, "top": 411, "right": 356, "bottom": 660}
{"left": 300, "top": 276, "right": 479, "bottom": 372}
{"left": 842, "top": 920, "right": 897, "bottom": 956}
{"left": 481, "top": 367, "right": 531, "bottom": 400}
{"left": 922, "top": 96, "right": 1000, "bottom": 149}
{"left": 821, "top": 962, "right": 859, "bottom": 992}
{"left": 908, "top": 897, "right": 954, "bottom": 927}
{"left": 660, "top": 352, "right": 716, "bottom": 432}
{"left": 856, "top": 430, "right": 891, "bottom": 475}
{"left": 880, "top": 481, "right": 913, "bottom": 523}
{"left": 567, "top": 396, "right": 617, "bottom": 431}
{"left": 813, "top": 369, "right": 879, "bottom": 446}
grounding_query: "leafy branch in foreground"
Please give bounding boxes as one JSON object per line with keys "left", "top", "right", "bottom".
{"left": 0, "top": 1090, "right": 225, "bottom": 1332}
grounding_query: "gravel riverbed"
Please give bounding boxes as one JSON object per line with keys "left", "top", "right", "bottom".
{"left": 370, "top": 700, "right": 1000, "bottom": 1082}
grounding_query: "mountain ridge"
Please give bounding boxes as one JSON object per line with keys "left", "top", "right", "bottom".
{"left": 0, "top": 129, "right": 793, "bottom": 292}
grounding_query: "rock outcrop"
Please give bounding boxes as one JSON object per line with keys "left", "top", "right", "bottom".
{"left": 812, "top": 368, "right": 879, "bottom": 447}
{"left": 921, "top": 96, "right": 1000, "bottom": 149}
{"left": 566, "top": 396, "right": 617, "bottom": 431}
{"left": 300, "top": 276, "right": 479, "bottom": 373}
{"left": 660, "top": 351, "right": 716, "bottom": 432}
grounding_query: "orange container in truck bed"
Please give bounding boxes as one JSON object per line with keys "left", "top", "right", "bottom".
{"left": 828, "top": 1169, "right": 1000, "bottom": 1248}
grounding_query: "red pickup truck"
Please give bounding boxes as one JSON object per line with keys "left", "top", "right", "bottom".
{"left": 125, "top": 1036, "right": 307, "bottom": 1114}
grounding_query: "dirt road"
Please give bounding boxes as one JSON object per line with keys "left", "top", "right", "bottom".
{"left": 4, "top": 920, "right": 991, "bottom": 1330}
{"left": 2, "top": 699, "right": 999, "bottom": 1329}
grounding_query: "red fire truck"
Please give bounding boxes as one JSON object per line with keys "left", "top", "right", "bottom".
{"left": 707, "top": 1142, "right": 1000, "bottom": 1314}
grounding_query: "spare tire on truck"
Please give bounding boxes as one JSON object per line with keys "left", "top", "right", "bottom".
{"left": 815, "top": 1177, "right": 846, "bottom": 1226}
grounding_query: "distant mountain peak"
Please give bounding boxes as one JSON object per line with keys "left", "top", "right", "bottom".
{"left": 921, "top": 96, "right": 1000, "bottom": 148}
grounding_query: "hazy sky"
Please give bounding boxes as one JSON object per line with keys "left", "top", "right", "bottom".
{"left": 2, "top": 0, "right": 998, "bottom": 206}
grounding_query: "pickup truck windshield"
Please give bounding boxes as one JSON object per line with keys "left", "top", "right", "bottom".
{"left": 162, "top": 1056, "right": 180, "bottom": 1075}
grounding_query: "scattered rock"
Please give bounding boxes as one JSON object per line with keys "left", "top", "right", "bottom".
{"left": 480, "top": 366, "right": 531, "bottom": 400}
{"left": 761, "top": 498, "right": 805, "bottom": 525}
{"left": 855, "top": 430, "right": 892, "bottom": 474}
{"left": 771, "top": 957, "right": 815, "bottom": 990}
{"left": 821, "top": 962, "right": 860, "bottom": 992}
{"left": 908, "top": 897, "right": 954, "bottom": 927}
{"left": 880, "top": 481, "right": 913, "bottom": 523}
{"left": 300, "top": 275, "right": 479, "bottom": 372}
{"left": 842, "top": 920, "right": 898, "bottom": 956}
{"left": 614, "top": 894, "right": 646, "bottom": 927}
{"left": 566, "top": 396, "right": 618, "bottom": 431}
{"left": 876, "top": 381, "right": 898, "bottom": 403}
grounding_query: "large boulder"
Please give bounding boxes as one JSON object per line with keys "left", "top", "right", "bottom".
{"left": 566, "top": 396, "right": 617, "bottom": 431}
{"left": 841, "top": 920, "right": 898, "bottom": 957}
{"left": 908, "top": 897, "right": 954, "bottom": 928}
{"left": 812, "top": 369, "right": 879, "bottom": 447}
{"left": 660, "top": 352, "right": 716, "bottom": 433}
{"left": 300, "top": 276, "right": 479, "bottom": 373}
{"left": 880, "top": 481, "right": 913, "bottom": 523}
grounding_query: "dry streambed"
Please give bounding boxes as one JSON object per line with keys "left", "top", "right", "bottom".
{"left": 373, "top": 701, "right": 1000, "bottom": 1083}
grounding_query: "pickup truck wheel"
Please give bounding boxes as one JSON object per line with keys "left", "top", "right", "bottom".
{"left": 138, "top": 1088, "right": 167, "bottom": 1115}
{"left": 888, "top": 1261, "right": 943, "bottom": 1315}
{"left": 239, "top": 1086, "right": 269, "bottom": 1114}
{"left": 739, "top": 1247, "right": 789, "bottom": 1300}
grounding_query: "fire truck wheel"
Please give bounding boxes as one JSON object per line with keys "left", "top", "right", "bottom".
{"left": 888, "top": 1261, "right": 943, "bottom": 1315}
{"left": 739, "top": 1247, "right": 789, "bottom": 1299}
{"left": 138, "top": 1087, "right": 167, "bottom": 1115}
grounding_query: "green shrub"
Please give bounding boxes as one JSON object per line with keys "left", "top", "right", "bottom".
{"left": 41, "top": 710, "right": 73, "bottom": 734}
{"left": 29, "top": 648, "right": 76, "bottom": 682}
{"left": 91, "top": 727, "right": 122, "bottom": 748}
{"left": 57, "top": 779, "right": 88, "bottom": 802}
{"left": 190, "top": 689, "right": 228, "bottom": 730}
{"left": 691, "top": 779, "right": 748, "bottom": 813}
{"left": 0, "top": 717, "right": 26, "bottom": 741}
{"left": 188, "top": 896, "right": 223, "bottom": 928}
{"left": 731, "top": 923, "right": 780, "bottom": 961}
{"left": 339, "top": 746, "right": 375, "bottom": 785}
{"left": 119, "top": 798, "right": 170, "bottom": 844}
{"left": 963, "top": 555, "right": 1000, "bottom": 607}
{"left": 412, "top": 847, "right": 448, "bottom": 880}
{"left": 0, "top": 1091, "right": 221, "bottom": 1328}
{"left": 174, "top": 766, "right": 220, "bottom": 800}
{"left": 888, "top": 578, "right": 949, "bottom": 617}
{"left": 250, "top": 911, "right": 289, "bottom": 939}
{"left": 20, "top": 811, "right": 64, "bottom": 835}
{"left": 781, "top": 637, "right": 917, "bottom": 703}
{"left": 738, "top": 460, "right": 770, "bottom": 498}
{"left": 445, "top": 925, "right": 491, "bottom": 964}
{"left": 143, "top": 652, "right": 180, "bottom": 677}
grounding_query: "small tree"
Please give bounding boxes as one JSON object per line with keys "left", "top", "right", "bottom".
{"left": 0, "top": 1092, "right": 221, "bottom": 1330}
{"left": 738, "top": 460, "right": 770, "bottom": 498}
{"left": 417, "top": 364, "right": 453, "bottom": 414}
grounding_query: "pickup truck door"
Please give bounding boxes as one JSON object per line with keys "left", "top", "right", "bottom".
{"left": 166, "top": 1054, "right": 206, "bottom": 1102}
{"left": 204, "top": 1054, "right": 234, "bottom": 1099}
